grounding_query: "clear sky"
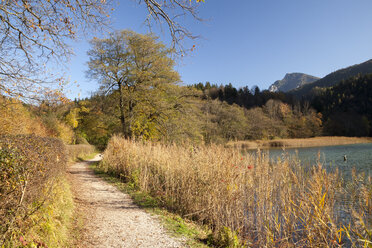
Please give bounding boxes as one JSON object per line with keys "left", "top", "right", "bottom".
{"left": 65, "top": 0, "right": 372, "bottom": 99}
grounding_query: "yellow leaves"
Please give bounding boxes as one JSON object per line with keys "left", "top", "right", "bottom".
{"left": 65, "top": 109, "right": 79, "bottom": 129}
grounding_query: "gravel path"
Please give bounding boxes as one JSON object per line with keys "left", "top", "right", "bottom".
{"left": 68, "top": 155, "right": 184, "bottom": 248}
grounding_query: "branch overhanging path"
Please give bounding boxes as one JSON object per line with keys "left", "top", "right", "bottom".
{"left": 68, "top": 154, "right": 183, "bottom": 248}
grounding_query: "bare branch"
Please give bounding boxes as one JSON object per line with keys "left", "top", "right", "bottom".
{"left": 0, "top": 0, "right": 112, "bottom": 102}
{"left": 141, "top": 0, "right": 203, "bottom": 54}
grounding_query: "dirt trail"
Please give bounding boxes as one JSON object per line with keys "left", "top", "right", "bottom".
{"left": 68, "top": 155, "right": 184, "bottom": 248}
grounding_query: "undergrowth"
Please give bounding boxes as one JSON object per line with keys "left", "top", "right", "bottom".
{"left": 17, "top": 176, "right": 74, "bottom": 248}
{"left": 0, "top": 135, "right": 78, "bottom": 247}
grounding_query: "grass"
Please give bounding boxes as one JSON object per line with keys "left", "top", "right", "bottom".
{"left": 75, "top": 152, "right": 98, "bottom": 162}
{"left": 227, "top": 136, "right": 372, "bottom": 149}
{"left": 66, "top": 144, "right": 96, "bottom": 162}
{"left": 90, "top": 162, "right": 211, "bottom": 248}
{"left": 99, "top": 135, "right": 371, "bottom": 247}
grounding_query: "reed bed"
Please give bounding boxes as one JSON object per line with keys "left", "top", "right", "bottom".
{"left": 227, "top": 136, "right": 372, "bottom": 150}
{"left": 101, "top": 135, "right": 371, "bottom": 247}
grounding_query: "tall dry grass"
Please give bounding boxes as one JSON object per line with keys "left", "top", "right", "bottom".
{"left": 101, "top": 135, "right": 371, "bottom": 247}
{"left": 227, "top": 136, "right": 372, "bottom": 150}
{"left": 66, "top": 144, "right": 96, "bottom": 161}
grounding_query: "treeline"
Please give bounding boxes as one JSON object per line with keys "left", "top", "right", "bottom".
{"left": 71, "top": 84, "right": 322, "bottom": 149}
{"left": 192, "top": 74, "right": 372, "bottom": 138}
{"left": 2, "top": 72, "right": 370, "bottom": 152}
{"left": 312, "top": 73, "right": 372, "bottom": 136}
{"left": 193, "top": 82, "right": 292, "bottom": 108}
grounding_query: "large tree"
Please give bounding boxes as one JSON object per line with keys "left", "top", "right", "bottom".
{"left": 87, "top": 30, "right": 180, "bottom": 137}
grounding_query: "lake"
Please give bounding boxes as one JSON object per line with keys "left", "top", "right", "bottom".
{"left": 261, "top": 143, "right": 372, "bottom": 178}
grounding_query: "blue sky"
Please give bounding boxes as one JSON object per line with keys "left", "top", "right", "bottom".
{"left": 65, "top": 0, "right": 372, "bottom": 99}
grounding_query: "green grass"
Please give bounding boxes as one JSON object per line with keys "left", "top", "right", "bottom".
{"left": 90, "top": 162, "right": 211, "bottom": 248}
{"left": 75, "top": 152, "right": 98, "bottom": 162}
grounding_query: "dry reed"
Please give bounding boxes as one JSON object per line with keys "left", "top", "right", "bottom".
{"left": 101, "top": 135, "right": 371, "bottom": 247}
{"left": 227, "top": 136, "right": 372, "bottom": 150}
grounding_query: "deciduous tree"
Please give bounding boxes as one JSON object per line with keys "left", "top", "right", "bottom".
{"left": 87, "top": 30, "right": 180, "bottom": 137}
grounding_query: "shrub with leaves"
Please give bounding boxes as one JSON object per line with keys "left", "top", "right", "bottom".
{"left": 0, "top": 135, "right": 67, "bottom": 246}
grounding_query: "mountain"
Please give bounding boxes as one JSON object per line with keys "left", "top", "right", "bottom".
{"left": 268, "top": 73, "right": 319, "bottom": 92}
{"left": 292, "top": 59, "right": 372, "bottom": 97}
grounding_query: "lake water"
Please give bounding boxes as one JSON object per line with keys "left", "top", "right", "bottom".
{"left": 261, "top": 143, "right": 372, "bottom": 178}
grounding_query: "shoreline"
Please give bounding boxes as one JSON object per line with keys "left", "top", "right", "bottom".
{"left": 226, "top": 136, "right": 372, "bottom": 150}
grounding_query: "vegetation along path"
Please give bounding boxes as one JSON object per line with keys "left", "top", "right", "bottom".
{"left": 68, "top": 155, "right": 183, "bottom": 248}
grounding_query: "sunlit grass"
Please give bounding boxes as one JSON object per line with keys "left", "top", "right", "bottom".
{"left": 66, "top": 144, "right": 96, "bottom": 162}
{"left": 101, "top": 135, "right": 371, "bottom": 247}
{"left": 227, "top": 136, "right": 372, "bottom": 149}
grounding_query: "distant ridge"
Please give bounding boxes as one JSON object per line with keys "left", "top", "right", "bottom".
{"left": 268, "top": 73, "right": 319, "bottom": 92}
{"left": 292, "top": 59, "right": 372, "bottom": 97}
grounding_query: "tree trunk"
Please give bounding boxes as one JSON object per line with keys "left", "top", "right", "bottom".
{"left": 128, "top": 99, "right": 134, "bottom": 138}
{"left": 118, "top": 82, "right": 127, "bottom": 137}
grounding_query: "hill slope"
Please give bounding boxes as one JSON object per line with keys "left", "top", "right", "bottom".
{"left": 268, "top": 73, "right": 319, "bottom": 92}
{"left": 312, "top": 73, "right": 372, "bottom": 136}
{"left": 292, "top": 59, "right": 372, "bottom": 97}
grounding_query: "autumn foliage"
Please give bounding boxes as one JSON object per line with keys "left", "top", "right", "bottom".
{"left": 0, "top": 97, "right": 48, "bottom": 137}
{"left": 0, "top": 135, "right": 67, "bottom": 246}
{"left": 0, "top": 96, "right": 77, "bottom": 145}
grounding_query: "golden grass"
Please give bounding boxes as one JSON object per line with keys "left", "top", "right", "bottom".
{"left": 227, "top": 136, "right": 372, "bottom": 149}
{"left": 101, "top": 135, "right": 371, "bottom": 247}
{"left": 66, "top": 144, "right": 96, "bottom": 162}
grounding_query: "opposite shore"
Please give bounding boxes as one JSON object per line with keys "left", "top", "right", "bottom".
{"left": 226, "top": 136, "right": 372, "bottom": 149}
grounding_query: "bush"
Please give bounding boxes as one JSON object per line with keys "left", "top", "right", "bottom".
{"left": 0, "top": 135, "right": 67, "bottom": 246}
